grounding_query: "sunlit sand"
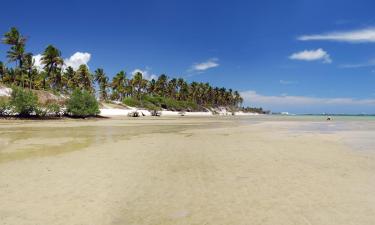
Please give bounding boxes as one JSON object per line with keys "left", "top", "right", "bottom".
{"left": 1, "top": 116, "right": 375, "bottom": 225}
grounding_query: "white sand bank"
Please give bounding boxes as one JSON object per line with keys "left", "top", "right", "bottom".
{"left": 99, "top": 108, "right": 258, "bottom": 117}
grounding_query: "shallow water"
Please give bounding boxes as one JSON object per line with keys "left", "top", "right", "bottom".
{"left": 0, "top": 115, "right": 374, "bottom": 163}
{"left": 1, "top": 116, "right": 375, "bottom": 225}
{"left": 0, "top": 118, "right": 232, "bottom": 163}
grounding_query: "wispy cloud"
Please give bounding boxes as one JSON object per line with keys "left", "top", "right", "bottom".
{"left": 191, "top": 58, "right": 219, "bottom": 71}
{"left": 241, "top": 90, "right": 375, "bottom": 106}
{"left": 131, "top": 67, "right": 158, "bottom": 80}
{"left": 289, "top": 49, "right": 332, "bottom": 63}
{"left": 240, "top": 90, "right": 375, "bottom": 113}
{"left": 339, "top": 59, "right": 375, "bottom": 68}
{"left": 279, "top": 80, "right": 298, "bottom": 85}
{"left": 298, "top": 27, "right": 375, "bottom": 43}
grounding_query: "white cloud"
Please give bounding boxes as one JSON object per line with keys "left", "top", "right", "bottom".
{"left": 289, "top": 49, "right": 332, "bottom": 63}
{"left": 131, "top": 68, "right": 158, "bottom": 80}
{"left": 64, "top": 52, "right": 91, "bottom": 70}
{"left": 191, "top": 58, "right": 219, "bottom": 71}
{"left": 32, "top": 54, "right": 43, "bottom": 71}
{"left": 298, "top": 28, "right": 375, "bottom": 43}
{"left": 240, "top": 90, "right": 375, "bottom": 114}
{"left": 339, "top": 59, "right": 375, "bottom": 68}
{"left": 32, "top": 52, "right": 91, "bottom": 71}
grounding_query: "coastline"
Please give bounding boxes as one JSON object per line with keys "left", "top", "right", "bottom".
{"left": 99, "top": 107, "right": 260, "bottom": 117}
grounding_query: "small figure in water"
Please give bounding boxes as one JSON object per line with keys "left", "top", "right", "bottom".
{"left": 327, "top": 116, "right": 332, "bottom": 121}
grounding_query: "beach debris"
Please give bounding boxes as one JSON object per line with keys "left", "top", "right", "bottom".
{"left": 128, "top": 111, "right": 140, "bottom": 117}
{"left": 150, "top": 110, "right": 161, "bottom": 116}
{"left": 178, "top": 111, "right": 186, "bottom": 116}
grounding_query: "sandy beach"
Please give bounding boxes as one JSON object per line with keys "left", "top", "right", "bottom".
{"left": 1, "top": 116, "right": 375, "bottom": 225}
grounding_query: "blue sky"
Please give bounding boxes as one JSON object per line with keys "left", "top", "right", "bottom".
{"left": 1, "top": 0, "right": 375, "bottom": 113}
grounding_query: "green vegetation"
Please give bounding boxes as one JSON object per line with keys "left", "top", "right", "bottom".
{"left": 66, "top": 89, "right": 100, "bottom": 118}
{"left": 0, "top": 27, "right": 260, "bottom": 118}
{"left": 46, "top": 103, "right": 61, "bottom": 117}
{"left": 0, "top": 98, "right": 10, "bottom": 116}
{"left": 10, "top": 87, "right": 38, "bottom": 116}
{"left": 123, "top": 96, "right": 200, "bottom": 111}
{"left": 240, "top": 107, "right": 270, "bottom": 114}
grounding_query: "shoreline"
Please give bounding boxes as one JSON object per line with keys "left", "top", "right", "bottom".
{"left": 99, "top": 108, "right": 260, "bottom": 117}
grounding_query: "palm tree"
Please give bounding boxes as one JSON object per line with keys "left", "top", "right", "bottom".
{"left": 62, "top": 66, "right": 76, "bottom": 91}
{"left": 0, "top": 61, "right": 6, "bottom": 82}
{"left": 23, "top": 53, "right": 35, "bottom": 89}
{"left": 167, "top": 78, "right": 177, "bottom": 99}
{"left": 189, "top": 81, "right": 199, "bottom": 103}
{"left": 94, "top": 68, "right": 109, "bottom": 101}
{"left": 41, "top": 45, "right": 63, "bottom": 90}
{"left": 75, "top": 64, "right": 93, "bottom": 92}
{"left": 147, "top": 79, "right": 156, "bottom": 96}
{"left": 233, "top": 90, "right": 242, "bottom": 107}
{"left": 111, "top": 71, "right": 127, "bottom": 100}
{"left": 2, "top": 27, "right": 27, "bottom": 68}
{"left": 155, "top": 74, "right": 167, "bottom": 97}
{"left": 132, "top": 72, "right": 148, "bottom": 100}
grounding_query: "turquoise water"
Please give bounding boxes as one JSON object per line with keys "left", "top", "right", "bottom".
{"left": 268, "top": 114, "right": 375, "bottom": 122}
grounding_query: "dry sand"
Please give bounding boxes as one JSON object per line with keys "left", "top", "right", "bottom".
{"left": 0, "top": 117, "right": 375, "bottom": 225}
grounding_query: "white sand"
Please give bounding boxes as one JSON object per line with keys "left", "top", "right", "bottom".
{"left": 100, "top": 108, "right": 214, "bottom": 117}
{"left": 0, "top": 86, "right": 11, "bottom": 97}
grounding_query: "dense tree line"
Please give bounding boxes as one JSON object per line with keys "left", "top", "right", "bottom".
{"left": 0, "top": 27, "right": 243, "bottom": 108}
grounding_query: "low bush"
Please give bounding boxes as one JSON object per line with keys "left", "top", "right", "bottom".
{"left": 123, "top": 97, "right": 141, "bottom": 107}
{"left": 46, "top": 103, "right": 61, "bottom": 117}
{"left": 34, "top": 106, "right": 48, "bottom": 117}
{"left": 122, "top": 96, "right": 200, "bottom": 111}
{"left": 10, "top": 87, "right": 38, "bottom": 117}
{"left": 66, "top": 89, "right": 100, "bottom": 118}
{"left": 0, "top": 98, "right": 11, "bottom": 116}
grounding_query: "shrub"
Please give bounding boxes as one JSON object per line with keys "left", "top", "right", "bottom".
{"left": 0, "top": 98, "right": 11, "bottom": 116}
{"left": 66, "top": 89, "right": 100, "bottom": 118}
{"left": 10, "top": 87, "right": 38, "bottom": 117}
{"left": 122, "top": 96, "right": 200, "bottom": 111}
{"left": 123, "top": 97, "right": 141, "bottom": 107}
{"left": 35, "top": 106, "right": 48, "bottom": 117}
{"left": 34, "top": 103, "right": 61, "bottom": 117}
{"left": 46, "top": 103, "right": 61, "bottom": 117}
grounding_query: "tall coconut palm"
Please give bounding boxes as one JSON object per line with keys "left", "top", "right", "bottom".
{"left": 75, "top": 64, "right": 93, "bottom": 92}
{"left": 131, "top": 72, "right": 148, "bottom": 100}
{"left": 94, "top": 68, "right": 109, "bottom": 101}
{"left": 41, "top": 45, "right": 63, "bottom": 90}
{"left": 2, "top": 27, "right": 27, "bottom": 68}
{"left": 111, "top": 71, "right": 127, "bottom": 100}
{"left": 0, "top": 61, "right": 6, "bottom": 82}
{"left": 23, "top": 53, "right": 35, "bottom": 89}
{"left": 167, "top": 78, "right": 177, "bottom": 99}
{"left": 233, "top": 90, "right": 242, "bottom": 107}
{"left": 189, "top": 81, "right": 199, "bottom": 102}
{"left": 62, "top": 66, "right": 76, "bottom": 91}
{"left": 155, "top": 74, "right": 167, "bottom": 97}
{"left": 147, "top": 79, "right": 156, "bottom": 95}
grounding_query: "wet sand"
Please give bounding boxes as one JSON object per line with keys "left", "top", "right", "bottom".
{"left": 1, "top": 116, "right": 375, "bottom": 225}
